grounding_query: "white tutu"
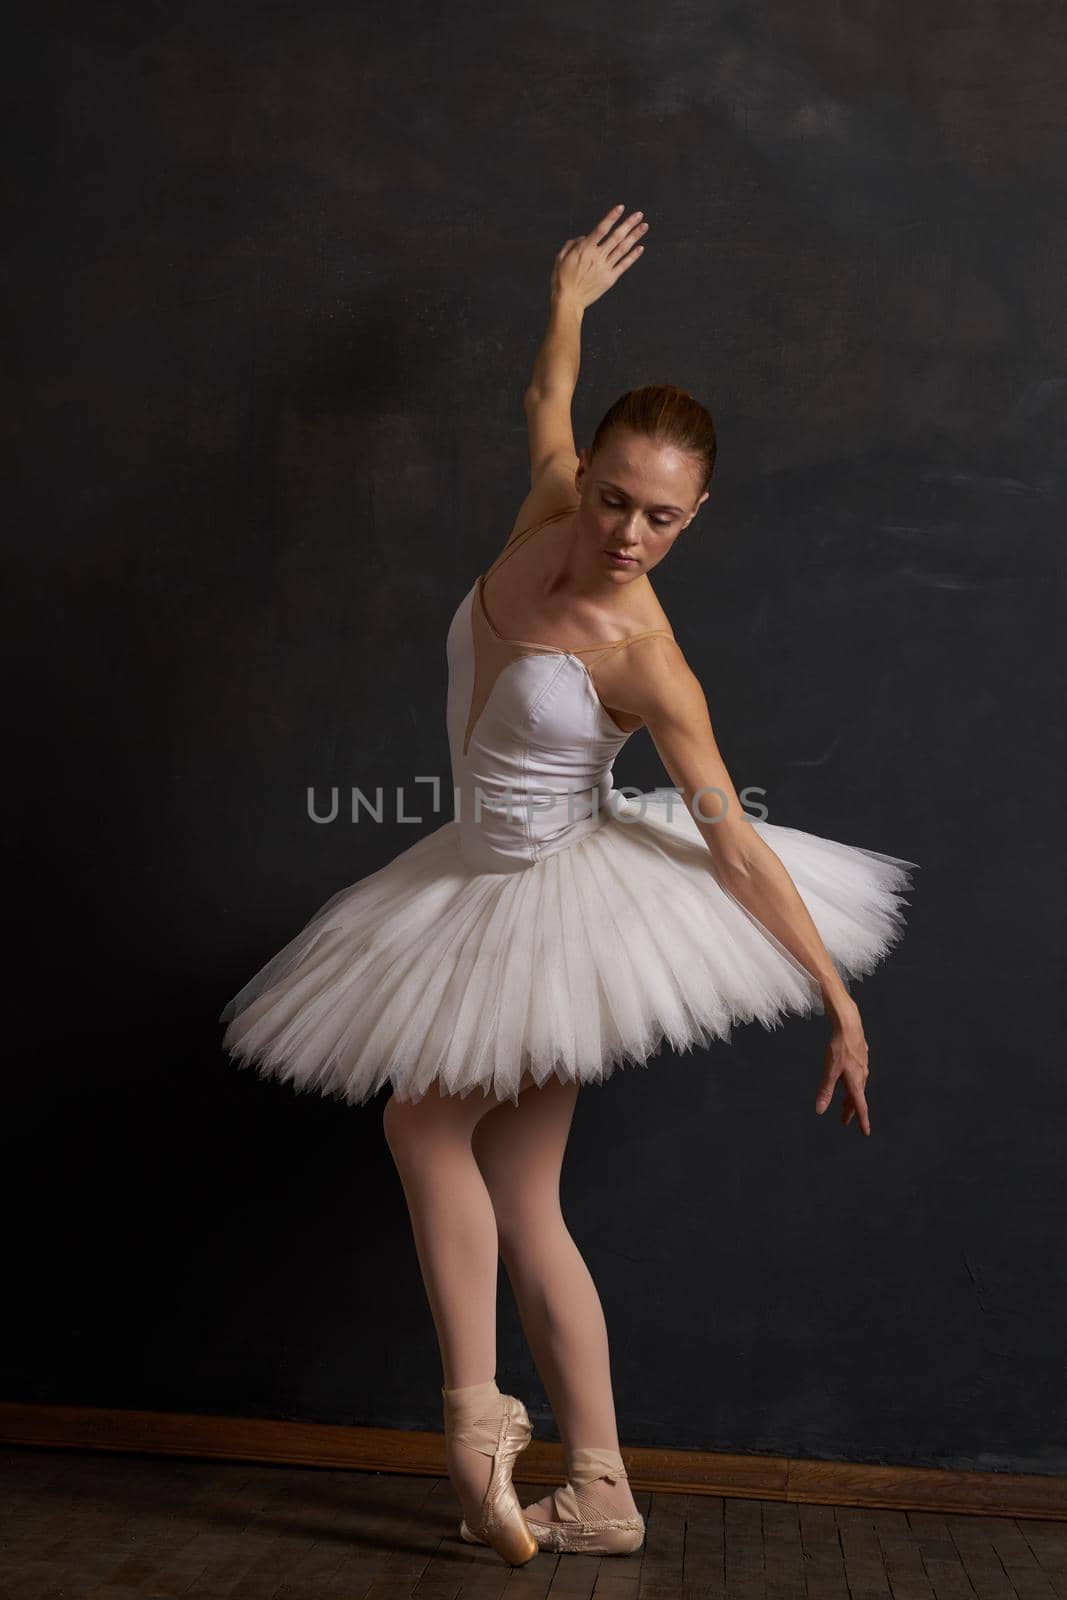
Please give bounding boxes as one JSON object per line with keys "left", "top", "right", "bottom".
{"left": 219, "top": 791, "right": 917, "bottom": 1107}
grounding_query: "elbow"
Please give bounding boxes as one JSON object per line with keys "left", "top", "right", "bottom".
{"left": 524, "top": 383, "right": 568, "bottom": 408}
{"left": 711, "top": 851, "right": 754, "bottom": 889}
{"left": 706, "top": 818, "right": 762, "bottom": 883}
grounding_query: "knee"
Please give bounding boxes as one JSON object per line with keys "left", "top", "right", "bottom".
{"left": 494, "top": 1202, "right": 569, "bottom": 1260}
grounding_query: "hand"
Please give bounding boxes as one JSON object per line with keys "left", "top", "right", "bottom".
{"left": 550, "top": 204, "right": 649, "bottom": 311}
{"left": 814, "top": 1003, "right": 872, "bottom": 1134}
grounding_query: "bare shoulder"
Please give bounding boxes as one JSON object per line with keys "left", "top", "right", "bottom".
{"left": 605, "top": 632, "right": 708, "bottom": 726}
{"left": 497, "top": 451, "right": 580, "bottom": 556}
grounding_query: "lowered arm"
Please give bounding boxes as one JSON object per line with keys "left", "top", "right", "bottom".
{"left": 623, "top": 638, "right": 860, "bottom": 1027}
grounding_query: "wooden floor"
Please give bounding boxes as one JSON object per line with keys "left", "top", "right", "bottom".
{"left": 1, "top": 1446, "right": 1064, "bottom": 1600}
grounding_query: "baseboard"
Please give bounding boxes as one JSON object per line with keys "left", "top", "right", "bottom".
{"left": 1, "top": 1402, "right": 1063, "bottom": 1520}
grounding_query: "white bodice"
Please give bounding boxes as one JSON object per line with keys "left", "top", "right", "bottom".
{"left": 446, "top": 582, "right": 634, "bottom": 874}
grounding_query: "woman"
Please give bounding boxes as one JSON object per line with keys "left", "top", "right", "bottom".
{"left": 220, "top": 204, "right": 917, "bottom": 1565}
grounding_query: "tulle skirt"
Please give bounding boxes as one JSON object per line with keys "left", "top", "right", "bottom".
{"left": 219, "top": 792, "right": 918, "bottom": 1107}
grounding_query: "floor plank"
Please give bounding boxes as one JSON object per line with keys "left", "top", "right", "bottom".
{"left": 0, "top": 1448, "right": 1061, "bottom": 1600}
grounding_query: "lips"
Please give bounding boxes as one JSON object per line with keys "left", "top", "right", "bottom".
{"left": 606, "top": 550, "right": 637, "bottom": 564}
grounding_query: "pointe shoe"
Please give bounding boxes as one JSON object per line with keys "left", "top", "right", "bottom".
{"left": 443, "top": 1379, "right": 538, "bottom": 1566}
{"left": 463, "top": 1446, "right": 645, "bottom": 1556}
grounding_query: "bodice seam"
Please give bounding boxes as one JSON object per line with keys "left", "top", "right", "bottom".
{"left": 524, "top": 655, "right": 571, "bottom": 862}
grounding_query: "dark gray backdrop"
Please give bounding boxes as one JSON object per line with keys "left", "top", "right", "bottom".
{"left": 6, "top": 1, "right": 1065, "bottom": 1476}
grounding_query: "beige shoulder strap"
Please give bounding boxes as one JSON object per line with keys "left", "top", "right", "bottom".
{"left": 572, "top": 627, "right": 677, "bottom": 659}
{"left": 484, "top": 504, "right": 577, "bottom": 581}
{"left": 480, "top": 502, "right": 677, "bottom": 662}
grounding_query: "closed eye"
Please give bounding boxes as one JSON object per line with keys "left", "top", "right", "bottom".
{"left": 601, "top": 493, "right": 674, "bottom": 527}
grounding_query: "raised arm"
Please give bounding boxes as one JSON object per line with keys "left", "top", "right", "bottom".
{"left": 522, "top": 298, "right": 581, "bottom": 482}
{"left": 618, "top": 637, "right": 875, "bottom": 1134}
{"left": 522, "top": 205, "right": 648, "bottom": 485}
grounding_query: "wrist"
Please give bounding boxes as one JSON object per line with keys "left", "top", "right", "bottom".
{"left": 550, "top": 289, "right": 585, "bottom": 321}
{"left": 824, "top": 988, "right": 859, "bottom": 1029}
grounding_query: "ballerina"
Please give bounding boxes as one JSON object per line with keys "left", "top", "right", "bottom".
{"left": 221, "top": 202, "right": 917, "bottom": 1563}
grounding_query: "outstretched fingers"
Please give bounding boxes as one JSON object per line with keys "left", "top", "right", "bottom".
{"left": 605, "top": 213, "right": 648, "bottom": 264}
{"left": 590, "top": 203, "right": 628, "bottom": 241}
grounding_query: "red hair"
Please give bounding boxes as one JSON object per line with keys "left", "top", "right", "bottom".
{"left": 589, "top": 383, "right": 717, "bottom": 498}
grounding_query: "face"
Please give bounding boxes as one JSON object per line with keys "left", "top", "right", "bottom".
{"left": 573, "top": 429, "right": 710, "bottom": 582}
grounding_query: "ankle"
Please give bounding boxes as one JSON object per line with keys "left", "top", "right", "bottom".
{"left": 565, "top": 1445, "right": 627, "bottom": 1486}
{"left": 442, "top": 1377, "right": 501, "bottom": 1434}
{"left": 442, "top": 1382, "right": 500, "bottom": 1528}
{"left": 564, "top": 1446, "right": 639, "bottom": 1520}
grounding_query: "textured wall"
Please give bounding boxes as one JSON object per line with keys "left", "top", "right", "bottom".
{"left": 5, "top": 1, "right": 1065, "bottom": 1475}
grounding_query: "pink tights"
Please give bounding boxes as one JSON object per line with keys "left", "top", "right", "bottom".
{"left": 382, "top": 1069, "right": 639, "bottom": 1524}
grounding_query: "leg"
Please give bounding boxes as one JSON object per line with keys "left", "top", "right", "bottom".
{"left": 381, "top": 1068, "right": 539, "bottom": 1531}
{"left": 383, "top": 1078, "right": 514, "bottom": 1389}
{"left": 470, "top": 1075, "right": 641, "bottom": 1525}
